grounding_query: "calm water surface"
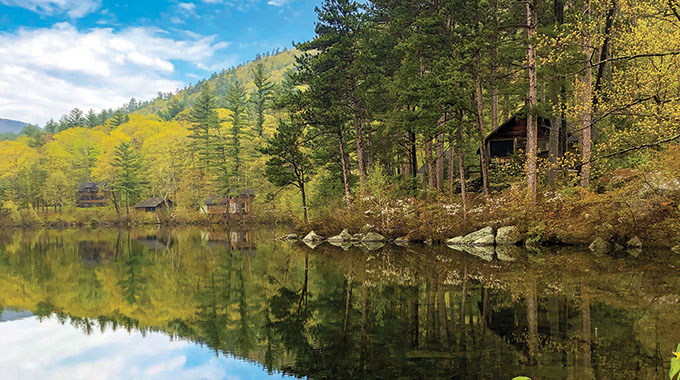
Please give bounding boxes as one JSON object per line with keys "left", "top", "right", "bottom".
{"left": 0, "top": 227, "right": 677, "bottom": 379}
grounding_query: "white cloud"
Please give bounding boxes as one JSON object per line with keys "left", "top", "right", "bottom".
{"left": 0, "top": 23, "right": 230, "bottom": 124}
{"left": 266, "top": 0, "right": 289, "bottom": 7}
{"left": 178, "top": 2, "right": 197, "bottom": 13}
{"left": 0, "top": 0, "right": 101, "bottom": 18}
{"left": 0, "top": 316, "right": 298, "bottom": 380}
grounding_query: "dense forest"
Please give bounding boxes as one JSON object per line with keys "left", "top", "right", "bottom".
{"left": 3, "top": 0, "right": 680, "bottom": 246}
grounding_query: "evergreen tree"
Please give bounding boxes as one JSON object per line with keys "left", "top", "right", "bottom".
{"left": 68, "top": 108, "right": 86, "bottom": 127}
{"left": 108, "top": 110, "right": 129, "bottom": 128}
{"left": 260, "top": 119, "right": 314, "bottom": 223}
{"left": 44, "top": 119, "right": 58, "bottom": 134}
{"left": 111, "top": 141, "right": 144, "bottom": 216}
{"left": 250, "top": 62, "right": 274, "bottom": 137}
{"left": 188, "top": 85, "right": 221, "bottom": 174}
{"left": 226, "top": 81, "right": 248, "bottom": 181}
{"left": 86, "top": 109, "right": 99, "bottom": 128}
{"left": 160, "top": 97, "right": 186, "bottom": 121}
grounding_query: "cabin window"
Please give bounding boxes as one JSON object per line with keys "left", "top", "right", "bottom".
{"left": 490, "top": 140, "right": 514, "bottom": 157}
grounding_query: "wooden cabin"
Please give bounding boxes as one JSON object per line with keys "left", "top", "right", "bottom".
{"left": 205, "top": 195, "right": 229, "bottom": 215}
{"left": 134, "top": 197, "right": 172, "bottom": 212}
{"left": 76, "top": 182, "right": 108, "bottom": 208}
{"left": 229, "top": 189, "right": 255, "bottom": 215}
{"left": 205, "top": 189, "right": 255, "bottom": 215}
{"left": 485, "top": 113, "right": 552, "bottom": 159}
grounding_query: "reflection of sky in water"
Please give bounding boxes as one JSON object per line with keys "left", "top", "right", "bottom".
{"left": 0, "top": 316, "right": 300, "bottom": 380}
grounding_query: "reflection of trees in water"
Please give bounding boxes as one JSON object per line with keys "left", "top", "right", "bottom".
{"left": 1, "top": 229, "right": 679, "bottom": 379}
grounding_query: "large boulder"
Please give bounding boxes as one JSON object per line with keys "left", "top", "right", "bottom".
{"left": 278, "top": 234, "right": 298, "bottom": 241}
{"left": 589, "top": 237, "right": 613, "bottom": 253}
{"left": 302, "top": 231, "right": 324, "bottom": 243}
{"left": 394, "top": 237, "right": 410, "bottom": 246}
{"left": 496, "top": 245, "right": 523, "bottom": 261}
{"left": 351, "top": 233, "right": 364, "bottom": 242}
{"left": 461, "top": 227, "right": 495, "bottom": 246}
{"left": 362, "top": 241, "right": 385, "bottom": 251}
{"left": 496, "top": 226, "right": 523, "bottom": 245}
{"left": 626, "top": 236, "right": 642, "bottom": 249}
{"left": 446, "top": 236, "right": 464, "bottom": 245}
{"left": 461, "top": 246, "right": 494, "bottom": 261}
{"left": 328, "top": 229, "right": 353, "bottom": 243}
{"left": 363, "top": 232, "right": 386, "bottom": 242}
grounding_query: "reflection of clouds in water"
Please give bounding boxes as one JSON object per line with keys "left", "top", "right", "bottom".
{"left": 0, "top": 316, "right": 291, "bottom": 380}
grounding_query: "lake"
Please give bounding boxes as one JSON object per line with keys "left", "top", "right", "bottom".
{"left": 0, "top": 227, "right": 676, "bottom": 380}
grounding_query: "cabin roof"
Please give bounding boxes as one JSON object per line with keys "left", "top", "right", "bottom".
{"left": 485, "top": 112, "right": 550, "bottom": 142}
{"left": 78, "top": 182, "right": 105, "bottom": 192}
{"left": 205, "top": 195, "right": 229, "bottom": 205}
{"left": 134, "top": 197, "right": 168, "bottom": 208}
{"left": 227, "top": 188, "right": 255, "bottom": 198}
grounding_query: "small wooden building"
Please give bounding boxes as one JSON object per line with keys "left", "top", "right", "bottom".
{"left": 76, "top": 182, "right": 108, "bottom": 208}
{"left": 205, "top": 189, "right": 255, "bottom": 215}
{"left": 134, "top": 197, "right": 172, "bottom": 212}
{"left": 485, "top": 113, "right": 552, "bottom": 159}
{"left": 229, "top": 189, "right": 255, "bottom": 215}
{"left": 205, "top": 195, "right": 229, "bottom": 215}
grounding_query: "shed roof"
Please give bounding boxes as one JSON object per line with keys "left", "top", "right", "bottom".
{"left": 205, "top": 195, "right": 229, "bottom": 205}
{"left": 78, "top": 182, "right": 105, "bottom": 192}
{"left": 134, "top": 197, "right": 168, "bottom": 208}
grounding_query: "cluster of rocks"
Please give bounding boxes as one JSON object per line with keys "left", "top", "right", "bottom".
{"left": 278, "top": 229, "right": 387, "bottom": 250}
{"left": 446, "top": 226, "right": 524, "bottom": 247}
{"left": 444, "top": 226, "right": 525, "bottom": 262}
{"left": 588, "top": 236, "right": 642, "bottom": 255}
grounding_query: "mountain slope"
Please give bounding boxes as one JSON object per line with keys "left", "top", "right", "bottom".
{"left": 136, "top": 48, "right": 301, "bottom": 117}
{"left": 0, "top": 118, "right": 27, "bottom": 133}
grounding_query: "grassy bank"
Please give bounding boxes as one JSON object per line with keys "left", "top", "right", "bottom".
{"left": 301, "top": 168, "right": 680, "bottom": 249}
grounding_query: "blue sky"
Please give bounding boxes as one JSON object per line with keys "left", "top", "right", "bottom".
{"left": 0, "top": 0, "right": 321, "bottom": 124}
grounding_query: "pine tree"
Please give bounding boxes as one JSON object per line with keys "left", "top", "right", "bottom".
{"left": 160, "top": 97, "right": 186, "bottom": 121}
{"left": 68, "top": 108, "right": 85, "bottom": 127}
{"left": 111, "top": 141, "right": 144, "bottom": 216}
{"left": 250, "top": 62, "right": 274, "bottom": 137}
{"left": 226, "top": 81, "right": 248, "bottom": 182}
{"left": 259, "top": 119, "right": 314, "bottom": 223}
{"left": 86, "top": 109, "right": 98, "bottom": 128}
{"left": 188, "top": 85, "right": 221, "bottom": 173}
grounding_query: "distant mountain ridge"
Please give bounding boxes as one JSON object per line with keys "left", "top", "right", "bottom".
{"left": 0, "top": 118, "right": 27, "bottom": 133}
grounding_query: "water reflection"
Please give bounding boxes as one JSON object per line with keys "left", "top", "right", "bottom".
{"left": 0, "top": 227, "right": 678, "bottom": 379}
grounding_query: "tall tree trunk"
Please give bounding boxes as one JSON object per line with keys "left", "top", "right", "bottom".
{"left": 300, "top": 181, "right": 308, "bottom": 223}
{"left": 410, "top": 130, "right": 418, "bottom": 177}
{"left": 475, "top": 68, "right": 490, "bottom": 197}
{"left": 457, "top": 126, "right": 468, "bottom": 221}
{"left": 448, "top": 131, "right": 455, "bottom": 195}
{"left": 526, "top": 0, "right": 539, "bottom": 204}
{"left": 491, "top": 0, "right": 500, "bottom": 133}
{"left": 426, "top": 139, "right": 436, "bottom": 189}
{"left": 581, "top": 0, "right": 593, "bottom": 188}
{"left": 436, "top": 132, "right": 444, "bottom": 191}
{"left": 527, "top": 283, "right": 539, "bottom": 364}
{"left": 338, "top": 132, "right": 352, "bottom": 205}
{"left": 354, "top": 115, "right": 367, "bottom": 189}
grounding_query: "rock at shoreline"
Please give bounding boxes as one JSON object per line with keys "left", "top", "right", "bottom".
{"left": 627, "top": 236, "right": 642, "bottom": 248}
{"left": 328, "top": 229, "right": 353, "bottom": 243}
{"left": 628, "top": 248, "right": 642, "bottom": 258}
{"left": 351, "top": 233, "right": 364, "bottom": 242}
{"left": 496, "top": 246, "right": 522, "bottom": 261}
{"left": 363, "top": 232, "right": 386, "bottom": 242}
{"left": 302, "top": 231, "right": 324, "bottom": 243}
{"left": 496, "top": 226, "right": 523, "bottom": 245}
{"left": 278, "top": 234, "right": 298, "bottom": 241}
{"left": 362, "top": 241, "right": 384, "bottom": 251}
{"left": 462, "top": 227, "right": 495, "bottom": 246}
{"left": 303, "top": 239, "right": 323, "bottom": 249}
{"left": 424, "top": 238, "right": 433, "bottom": 246}
{"left": 461, "top": 245, "right": 494, "bottom": 261}
{"left": 394, "top": 237, "right": 410, "bottom": 246}
{"left": 589, "top": 237, "right": 613, "bottom": 253}
{"left": 446, "top": 236, "right": 463, "bottom": 245}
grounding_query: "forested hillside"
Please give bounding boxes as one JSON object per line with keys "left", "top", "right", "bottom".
{"left": 4, "top": 0, "right": 680, "bottom": 248}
